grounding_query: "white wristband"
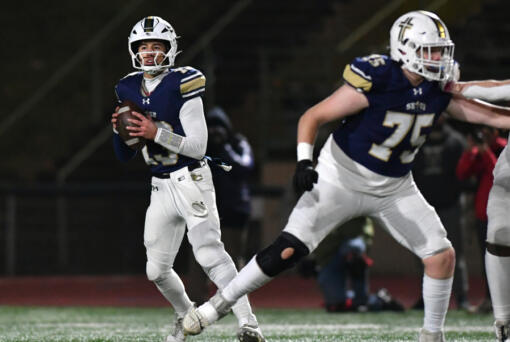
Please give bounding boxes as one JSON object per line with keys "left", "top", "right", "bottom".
{"left": 155, "top": 127, "right": 184, "bottom": 152}
{"left": 297, "top": 142, "right": 314, "bottom": 161}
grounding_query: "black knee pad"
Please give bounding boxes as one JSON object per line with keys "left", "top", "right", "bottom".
{"left": 256, "top": 232, "right": 310, "bottom": 277}
{"left": 486, "top": 242, "right": 510, "bottom": 257}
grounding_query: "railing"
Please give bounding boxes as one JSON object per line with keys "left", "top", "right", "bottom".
{"left": 0, "top": 182, "right": 283, "bottom": 275}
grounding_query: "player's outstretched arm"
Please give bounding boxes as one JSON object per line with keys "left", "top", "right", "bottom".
{"left": 293, "top": 84, "right": 368, "bottom": 194}
{"left": 450, "top": 80, "right": 510, "bottom": 102}
{"left": 297, "top": 84, "right": 368, "bottom": 146}
{"left": 446, "top": 96, "right": 510, "bottom": 129}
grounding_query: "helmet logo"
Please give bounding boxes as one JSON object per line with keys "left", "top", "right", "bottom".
{"left": 143, "top": 17, "right": 155, "bottom": 32}
{"left": 398, "top": 17, "right": 414, "bottom": 42}
{"left": 431, "top": 18, "right": 446, "bottom": 38}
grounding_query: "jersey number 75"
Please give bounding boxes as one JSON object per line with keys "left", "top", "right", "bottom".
{"left": 368, "top": 111, "right": 434, "bottom": 164}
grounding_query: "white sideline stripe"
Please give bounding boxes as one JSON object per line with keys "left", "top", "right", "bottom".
{"left": 206, "top": 323, "right": 493, "bottom": 333}
{"left": 31, "top": 322, "right": 493, "bottom": 333}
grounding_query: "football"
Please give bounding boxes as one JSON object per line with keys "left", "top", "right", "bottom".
{"left": 116, "top": 100, "right": 147, "bottom": 151}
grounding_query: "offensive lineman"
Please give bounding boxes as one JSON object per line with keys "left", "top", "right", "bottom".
{"left": 182, "top": 11, "right": 510, "bottom": 342}
{"left": 449, "top": 80, "right": 510, "bottom": 342}
{"left": 111, "top": 16, "right": 265, "bottom": 342}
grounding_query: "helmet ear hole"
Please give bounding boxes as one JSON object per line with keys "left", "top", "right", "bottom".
{"left": 130, "top": 42, "right": 140, "bottom": 54}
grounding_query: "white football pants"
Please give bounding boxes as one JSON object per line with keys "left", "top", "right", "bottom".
{"left": 486, "top": 142, "right": 510, "bottom": 322}
{"left": 487, "top": 143, "right": 510, "bottom": 246}
{"left": 144, "top": 162, "right": 256, "bottom": 325}
{"left": 284, "top": 136, "right": 452, "bottom": 259}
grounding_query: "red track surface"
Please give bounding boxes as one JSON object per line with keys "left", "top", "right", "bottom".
{"left": 0, "top": 275, "right": 487, "bottom": 309}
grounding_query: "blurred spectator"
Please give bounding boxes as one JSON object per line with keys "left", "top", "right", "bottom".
{"left": 299, "top": 217, "right": 404, "bottom": 313}
{"left": 412, "top": 118, "right": 469, "bottom": 310}
{"left": 482, "top": 126, "right": 507, "bottom": 157}
{"left": 206, "top": 106, "right": 255, "bottom": 268}
{"left": 456, "top": 127, "right": 507, "bottom": 312}
{"left": 185, "top": 106, "right": 255, "bottom": 304}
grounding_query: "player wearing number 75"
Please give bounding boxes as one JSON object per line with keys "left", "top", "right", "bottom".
{"left": 183, "top": 10, "right": 510, "bottom": 342}
{"left": 111, "top": 16, "right": 265, "bottom": 342}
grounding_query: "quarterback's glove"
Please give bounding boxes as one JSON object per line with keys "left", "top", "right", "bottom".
{"left": 293, "top": 159, "right": 318, "bottom": 194}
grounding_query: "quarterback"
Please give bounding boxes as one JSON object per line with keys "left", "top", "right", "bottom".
{"left": 111, "top": 16, "right": 265, "bottom": 342}
{"left": 182, "top": 10, "right": 510, "bottom": 342}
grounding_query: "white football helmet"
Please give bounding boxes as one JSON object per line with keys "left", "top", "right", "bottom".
{"left": 128, "top": 16, "right": 179, "bottom": 73}
{"left": 390, "top": 11, "right": 454, "bottom": 81}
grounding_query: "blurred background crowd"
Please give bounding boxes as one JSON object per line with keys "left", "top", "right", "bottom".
{"left": 1, "top": 0, "right": 509, "bottom": 312}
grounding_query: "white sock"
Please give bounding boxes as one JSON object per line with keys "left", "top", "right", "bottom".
{"left": 232, "top": 295, "right": 257, "bottom": 327}
{"left": 202, "top": 252, "right": 258, "bottom": 327}
{"left": 222, "top": 257, "right": 272, "bottom": 303}
{"left": 486, "top": 252, "right": 510, "bottom": 321}
{"left": 422, "top": 274, "right": 453, "bottom": 332}
{"left": 154, "top": 269, "right": 193, "bottom": 317}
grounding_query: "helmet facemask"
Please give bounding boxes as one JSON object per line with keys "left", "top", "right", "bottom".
{"left": 405, "top": 40, "right": 455, "bottom": 81}
{"left": 130, "top": 40, "right": 174, "bottom": 75}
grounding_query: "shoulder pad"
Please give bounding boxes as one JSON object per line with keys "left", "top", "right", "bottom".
{"left": 343, "top": 54, "right": 390, "bottom": 93}
{"left": 172, "top": 66, "right": 206, "bottom": 98}
{"left": 115, "top": 71, "right": 142, "bottom": 102}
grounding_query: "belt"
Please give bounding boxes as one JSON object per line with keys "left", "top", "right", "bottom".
{"left": 152, "top": 160, "right": 204, "bottom": 179}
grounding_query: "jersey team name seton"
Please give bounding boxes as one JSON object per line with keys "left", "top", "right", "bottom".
{"left": 334, "top": 54, "right": 452, "bottom": 177}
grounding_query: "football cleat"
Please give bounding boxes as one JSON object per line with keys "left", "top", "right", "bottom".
{"left": 237, "top": 324, "right": 266, "bottom": 342}
{"left": 165, "top": 314, "right": 185, "bottom": 342}
{"left": 494, "top": 320, "right": 510, "bottom": 342}
{"left": 182, "top": 291, "right": 233, "bottom": 335}
{"left": 419, "top": 328, "right": 446, "bottom": 342}
{"left": 182, "top": 305, "right": 209, "bottom": 336}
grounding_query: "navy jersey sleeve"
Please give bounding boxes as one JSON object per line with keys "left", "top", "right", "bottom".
{"left": 176, "top": 66, "right": 206, "bottom": 100}
{"left": 113, "top": 133, "right": 137, "bottom": 162}
{"left": 342, "top": 54, "right": 391, "bottom": 93}
{"left": 114, "top": 85, "right": 122, "bottom": 104}
{"left": 114, "top": 72, "right": 141, "bottom": 103}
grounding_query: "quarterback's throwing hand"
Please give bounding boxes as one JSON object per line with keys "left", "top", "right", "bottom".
{"left": 293, "top": 159, "right": 318, "bottom": 194}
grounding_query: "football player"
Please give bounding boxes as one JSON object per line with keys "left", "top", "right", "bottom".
{"left": 182, "top": 10, "right": 510, "bottom": 342}
{"left": 450, "top": 80, "right": 510, "bottom": 341}
{"left": 110, "top": 16, "right": 265, "bottom": 342}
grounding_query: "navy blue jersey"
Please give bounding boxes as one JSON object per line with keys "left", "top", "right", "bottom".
{"left": 333, "top": 54, "right": 452, "bottom": 177}
{"left": 113, "top": 66, "right": 206, "bottom": 174}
